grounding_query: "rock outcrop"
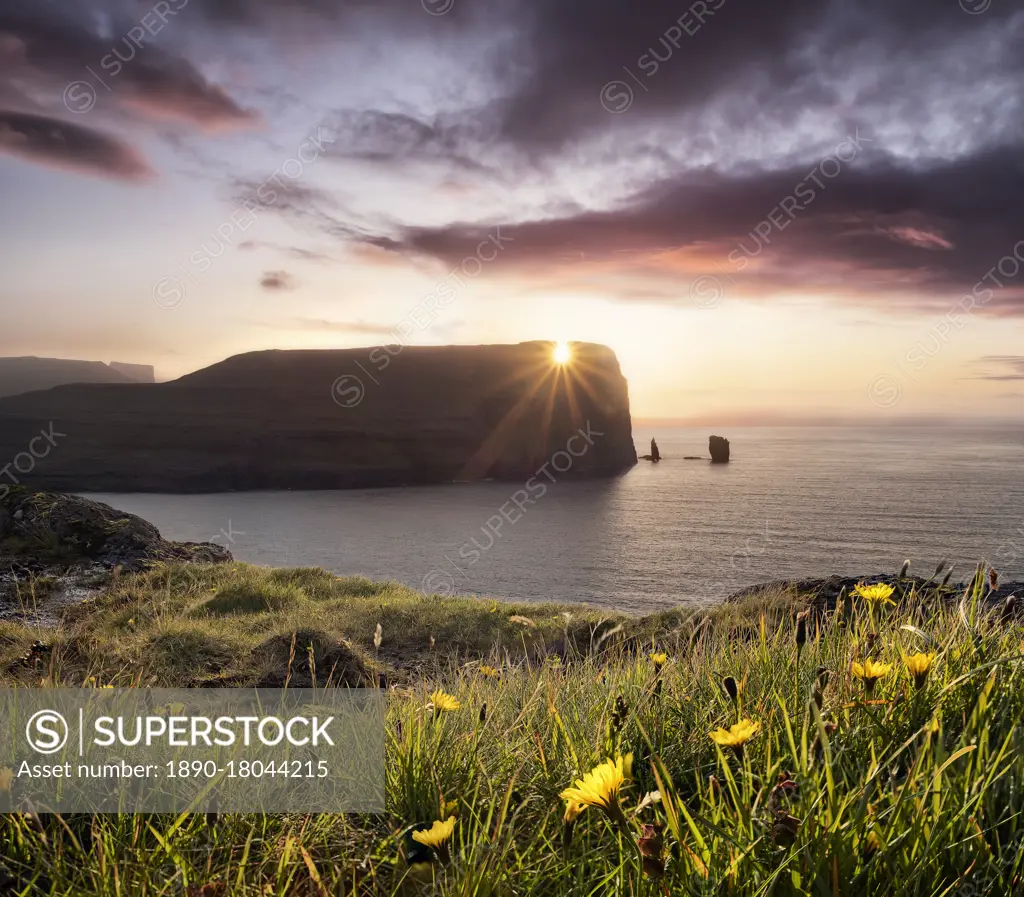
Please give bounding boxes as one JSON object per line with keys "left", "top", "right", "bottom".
{"left": 0, "top": 342, "right": 637, "bottom": 493}
{"left": 709, "top": 435, "right": 730, "bottom": 463}
{"left": 728, "top": 574, "right": 1024, "bottom": 615}
{"left": 0, "top": 489, "right": 231, "bottom": 571}
{"left": 0, "top": 489, "right": 231, "bottom": 619}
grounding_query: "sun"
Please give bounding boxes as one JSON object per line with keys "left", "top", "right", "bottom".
{"left": 553, "top": 341, "right": 573, "bottom": 365}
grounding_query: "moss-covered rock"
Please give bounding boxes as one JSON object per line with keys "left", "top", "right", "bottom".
{"left": 0, "top": 488, "right": 231, "bottom": 569}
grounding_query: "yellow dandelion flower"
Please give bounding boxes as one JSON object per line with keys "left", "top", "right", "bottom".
{"left": 851, "top": 658, "right": 892, "bottom": 694}
{"left": 854, "top": 582, "right": 895, "bottom": 605}
{"left": 559, "top": 753, "right": 633, "bottom": 815}
{"left": 0, "top": 767, "right": 13, "bottom": 793}
{"left": 429, "top": 690, "right": 461, "bottom": 712}
{"left": 649, "top": 652, "right": 668, "bottom": 668}
{"left": 412, "top": 816, "right": 457, "bottom": 849}
{"left": 709, "top": 718, "right": 760, "bottom": 755}
{"left": 478, "top": 665, "right": 501, "bottom": 679}
{"left": 851, "top": 659, "right": 892, "bottom": 681}
{"left": 902, "top": 652, "right": 936, "bottom": 689}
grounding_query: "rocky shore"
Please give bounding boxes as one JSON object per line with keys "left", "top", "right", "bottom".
{"left": 728, "top": 572, "right": 1022, "bottom": 612}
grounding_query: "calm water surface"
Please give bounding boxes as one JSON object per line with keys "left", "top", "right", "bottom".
{"left": 84, "top": 426, "right": 1024, "bottom": 613}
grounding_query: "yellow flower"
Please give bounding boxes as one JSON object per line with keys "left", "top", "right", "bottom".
{"left": 851, "top": 659, "right": 892, "bottom": 693}
{"left": 902, "top": 652, "right": 936, "bottom": 689}
{"left": 854, "top": 582, "right": 896, "bottom": 605}
{"left": 429, "top": 690, "right": 461, "bottom": 712}
{"left": 0, "top": 767, "right": 13, "bottom": 793}
{"left": 559, "top": 753, "right": 633, "bottom": 815}
{"left": 412, "top": 816, "right": 457, "bottom": 849}
{"left": 649, "top": 652, "right": 668, "bottom": 668}
{"left": 709, "top": 719, "right": 760, "bottom": 755}
{"left": 478, "top": 665, "right": 501, "bottom": 679}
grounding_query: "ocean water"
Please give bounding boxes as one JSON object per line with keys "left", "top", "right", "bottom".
{"left": 84, "top": 426, "right": 1024, "bottom": 613}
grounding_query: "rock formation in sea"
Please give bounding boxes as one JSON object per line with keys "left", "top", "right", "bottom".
{"left": 641, "top": 438, "right": 661, "bottom": 462}
{"left": 709, "top": 435, "right": 730, "bottom": 463}
{"left": 0, "top": 342, "right": 637, "bottom": 493}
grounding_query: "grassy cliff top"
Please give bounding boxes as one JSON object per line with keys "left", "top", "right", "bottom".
{"left": 1, "top": 562, "right": 1022, "bottom": 895}
{"left": 0, "top": 560, "right": 804, "bottom": 687}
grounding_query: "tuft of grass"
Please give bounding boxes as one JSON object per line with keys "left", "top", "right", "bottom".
{"left": 192, "top": 579, "right": 306, "bottom": 616}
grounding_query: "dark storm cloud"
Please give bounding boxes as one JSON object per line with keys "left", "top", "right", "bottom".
{"left": 284, "top": 0, "right": 1023, "bottom": 164}
{"left": 0, "top": 2, "right": 258, "bottom": 130}
{"left": 487, "top": 0, "right": 1024, "bottom": 152}
{"left": 0, "top": 111, "right": 153, "bottom": 180}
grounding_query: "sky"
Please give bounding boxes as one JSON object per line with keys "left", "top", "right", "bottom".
{"left": 1, "top": 0, "right": 1024, "bottom": 423}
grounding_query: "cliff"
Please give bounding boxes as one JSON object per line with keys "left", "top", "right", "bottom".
{"left": 109, "top": 361, "right": 155, "bottom": 383}
{"left": 0, "top": 342, "right": 636, "bottom": 492}
{"left": 0, "top": 356, "right": 131, "bottom": 398}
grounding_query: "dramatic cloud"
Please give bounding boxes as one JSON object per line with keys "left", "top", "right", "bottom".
{"left": 0, "top": 2, "right": 258, "bottom": 130}
{"left": 0, "top": 111, "right": 153, "bottom": 180}
{"left": 5, "top": 0, "right": 1024, "bottom": 321}
{"left": 190, "top": 0, "right": 1023, "bottom": 317}
{"left": 347, "top": 144, "right": 1024, "bottom": 313}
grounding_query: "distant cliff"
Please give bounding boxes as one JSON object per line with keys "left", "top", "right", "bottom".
{"left": 0, "top": 342, "right": 637, "bottom": 492}
{"left": 109, "top": 362, "right": 155, "bottom": 383}
{"left": 0, "top": 356, "right": 131, "bottom": 398}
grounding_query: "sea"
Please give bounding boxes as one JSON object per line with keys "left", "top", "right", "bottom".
{"left": 83, "top": 426, "right": 1024, "bottom": 613}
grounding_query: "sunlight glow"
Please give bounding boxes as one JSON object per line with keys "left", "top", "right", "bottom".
{"left": 553, "top": 341, "right": 572, "bottom": 365}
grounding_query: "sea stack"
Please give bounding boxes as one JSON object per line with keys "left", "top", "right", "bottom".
{"left": 709, "top": 435, "right": 730, "bottom": 463}
{"left": 650, "top": 438, "right": 661, "bottom": 462}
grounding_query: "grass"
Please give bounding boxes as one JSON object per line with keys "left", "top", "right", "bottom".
{"left": 0, "top": 563, "right": 1021, "bottom": 895}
